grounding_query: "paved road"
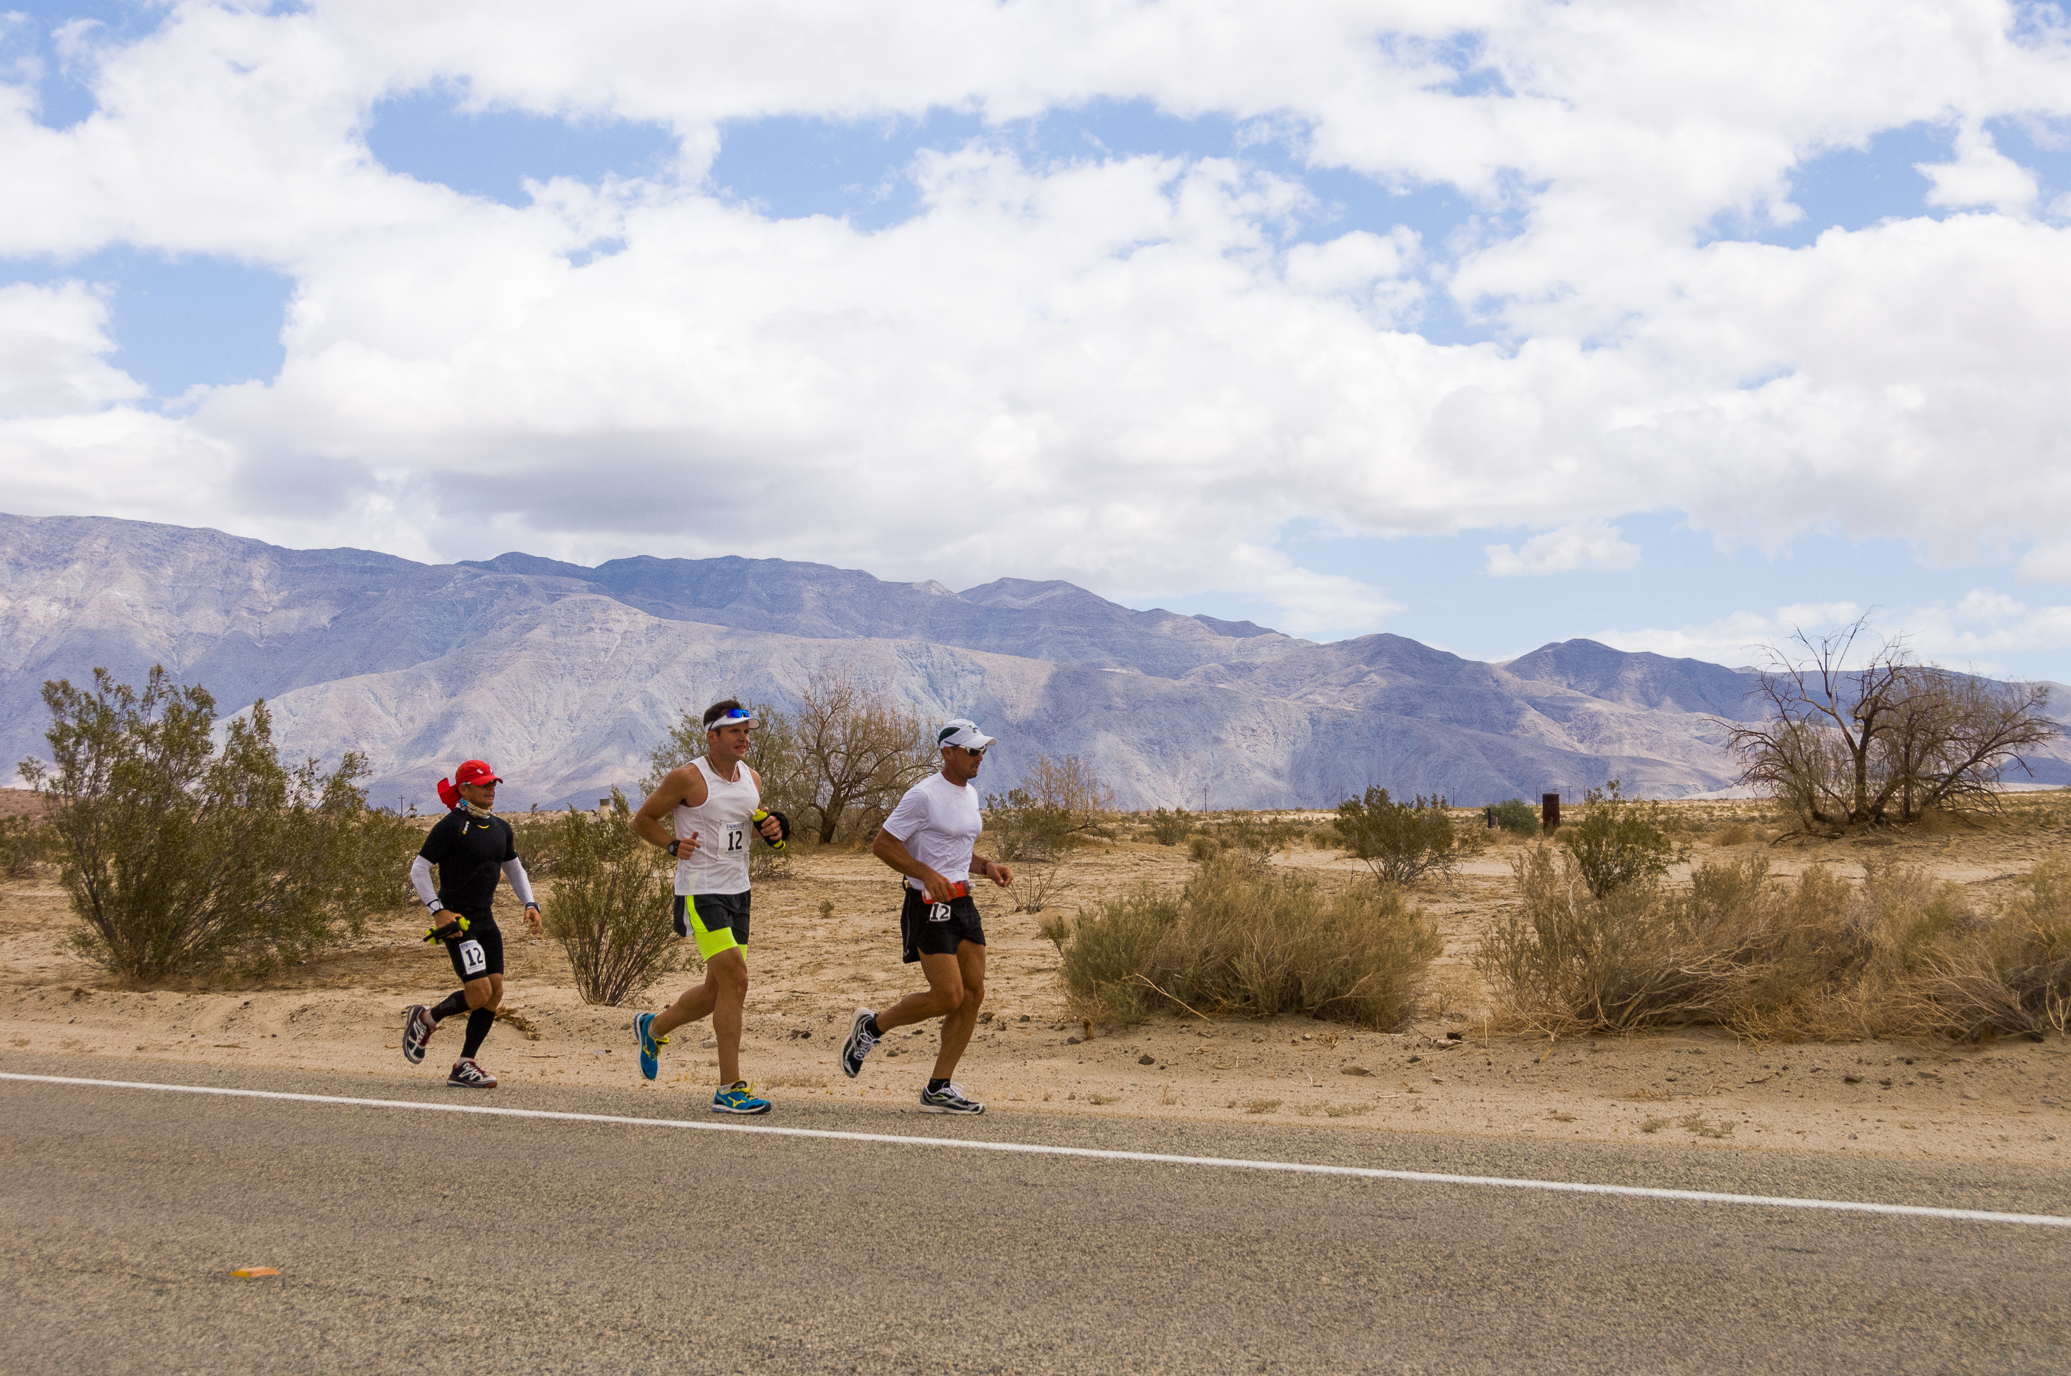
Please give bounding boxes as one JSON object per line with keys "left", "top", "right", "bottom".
{"left": 4, "top": 1053, "right": 2068, "bottom": 1375}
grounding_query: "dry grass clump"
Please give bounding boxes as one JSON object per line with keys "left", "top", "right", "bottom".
{"left": 1476, "top": 847, "right": 1862, "bottom": 1037}
{"left": 1477, "top": 846, "right": 2071, "bottom": 1041}
{"left": 1049, "top": 852, "right": 1442, "bottom": 1029}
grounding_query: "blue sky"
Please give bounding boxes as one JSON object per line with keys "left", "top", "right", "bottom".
{"left": 6, "top": 2, "right": 2071, "bottom": 677}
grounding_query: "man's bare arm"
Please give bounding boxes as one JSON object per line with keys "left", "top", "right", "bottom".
{"left": 632, "top": 766, "right": 707, "bottom": 851}
{"left": 872, "top": 828, "right": 955, "bottom": 904}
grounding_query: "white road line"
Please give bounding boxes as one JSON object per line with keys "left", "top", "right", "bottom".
{"left": 5, "top": 1070, "right": 2067, "bottom": 1229}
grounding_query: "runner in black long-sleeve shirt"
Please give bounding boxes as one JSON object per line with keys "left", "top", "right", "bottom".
{"left": 401, "top": 759, "right": 543, "bottom": 1088}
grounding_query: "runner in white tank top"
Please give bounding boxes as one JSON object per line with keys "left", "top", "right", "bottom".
{"left": 630, "top": 700, "right": 791, "bottom": 1114}
{"left": 674, "top": 755, "right": 760, "bottom": 897}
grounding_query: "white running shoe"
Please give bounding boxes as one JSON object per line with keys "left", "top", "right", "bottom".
{"left": 446, "top": 1058, "right": 497, "bottom": 1089}
{"left": 402, "top": 1005, "right": 434, "bottom": 1065}
{"left": 840, "top": 1008, "right": 879, "bottom": 1079}
{"left": 919, "top": 1082, "right": 985, "bottom": 1114}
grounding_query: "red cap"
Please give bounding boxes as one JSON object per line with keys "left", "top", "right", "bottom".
{"left": 454, "top": 760, "right": 502, "bottom": 787}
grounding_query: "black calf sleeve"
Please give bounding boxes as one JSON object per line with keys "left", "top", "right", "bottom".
{"left": 462, "top": 1006, "right": 496, "bottom": 1059}
{"left": 430, "top": 990, "right": 470, "bottom": 1023}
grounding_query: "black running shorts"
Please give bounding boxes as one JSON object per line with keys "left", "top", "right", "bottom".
{"left": 900, "top": 887, "right": 986, "bottom": 964}
{"left": 673, "top": 892, "right": 751, "bottom": 961}
{"left": 444, "top": 913, "right": 504, "bottom": 983}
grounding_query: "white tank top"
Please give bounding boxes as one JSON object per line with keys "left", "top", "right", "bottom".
{"left": 673, "top": 756, "right": 761, "bottom": 896}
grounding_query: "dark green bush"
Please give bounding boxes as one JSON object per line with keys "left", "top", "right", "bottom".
{"left": 1334, "top": 788, "right": 1457, "bottom": 886}
{"left": 1559, "top": 780, "right": 1676, "bottom": 897}
{"left": 1145, "top": 807, "right": 1193, "bottom": 846}
{"left": 1485, "top": 798, "right": 1540, "bottom": 836}
{"left": 21, "top": 667, "right": 417, "bottom": 982}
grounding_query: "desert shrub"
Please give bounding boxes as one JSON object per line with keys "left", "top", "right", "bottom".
{"left": 22, "top": 668, "right": 417, "bottom": 982}
{"left": 509, "top": 805, "right": 569, "bottom": 879}
{"left": 542, "top": 790, "right": 682, "bottom": 1005}
{"left": 1559, "top": 780, "right": 1677, "bottom": 897}
{"left": 1476, "top": 847, "right": 1865, "bottom": 1036}
{"left": 0, "top": 815, "right": 48, "bottom": 878}
{"left": 1145, "top": 807, "right": 1193, "bottom": 846}
{"left": 1710, "top": 821, "right": 1757, "bottom": 846}
{"left": 1878, "top": 858, "right": 2071, "bottom": 1040}
{"left": 984, "top": 787, "right": 1078, "bottom": 863}
{"left": 1485, "top": 798, "right": 1540, "bottom": 837}
{"left": 1334, "top": 788, "right": 1457, "bottom": 886}
{"left": 1053, "top": 851, "right": 1441, "bottom": 1029}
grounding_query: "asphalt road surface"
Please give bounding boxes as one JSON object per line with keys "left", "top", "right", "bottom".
{"left": 4, "top": 1052, "right": 2068, "bottom": 1375}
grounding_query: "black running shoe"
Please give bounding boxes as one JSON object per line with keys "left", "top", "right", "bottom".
{"left": 446, "top": 1058, "right": 497, "bottom": 1089}
{"left": 919, "top": 1082, "right": 984, "bottom": 1115}
{"left": 402, "top": 1005, "right": 434, "bottom": 1065}
{"left": 839, "top": 1007, "right": 879, "bottom": 1079}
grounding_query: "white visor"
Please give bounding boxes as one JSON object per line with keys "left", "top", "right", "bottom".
{"left": 937, "top": 719, "right": 996, "bottom": 751}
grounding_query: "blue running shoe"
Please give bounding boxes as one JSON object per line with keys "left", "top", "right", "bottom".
{"left": 712, "top": 1080, "right": 771, "bottom": 1115}
{"left": 635, "top": 1011, "right": 667, "bottom": 1081}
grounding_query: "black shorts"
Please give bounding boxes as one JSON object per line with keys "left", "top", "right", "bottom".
{"left": 673, "top": 892, "right": 751, "bottom": 960}
{"left": 444, "top": 913, "right": 504, "bottom": 983}
{"left": 900, "top": 887, "right": 986, "bottom": 964}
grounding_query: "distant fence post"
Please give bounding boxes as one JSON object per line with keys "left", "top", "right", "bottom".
{"left": 1541, "top": 793, "right": 1560, "bottom": 834}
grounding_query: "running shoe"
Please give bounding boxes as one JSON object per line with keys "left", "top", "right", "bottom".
{"left": 634, "top": 1011, "right": 668, "bottom": 1081}
{"left": 711, "top": 1080, "right": 771, "bottom": 1115}
{"left": 919, "top": 1082, "right": 985, "bottom": 1115}
{"left": 839, "top": 1007, "right": 879, "bottom": 1079}
{"left": 402, "top": 1004, "right": 434, "bottom": 1065}
{"left": 446, "top": 1058, "right": 497, "bottom": 1089}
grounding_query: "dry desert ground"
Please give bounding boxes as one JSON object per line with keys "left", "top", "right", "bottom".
{"left": 2, "top": 792, "right": 2066, "bottom": 1166}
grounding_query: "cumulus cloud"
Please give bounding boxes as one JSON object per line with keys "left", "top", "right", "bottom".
{"left": 1485, "top": 519, "right": 1641, "bottom": 577}
{"left": 3, "top": 2, "right": 2071, "bottom": 637}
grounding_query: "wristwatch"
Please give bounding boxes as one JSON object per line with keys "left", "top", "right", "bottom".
{"left": 666, "top": 840, "right": 680, "bottom": 857}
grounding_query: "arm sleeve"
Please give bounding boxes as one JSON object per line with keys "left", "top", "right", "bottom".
{"left": 502, "top": 858, "right": 535, "bottom": 906}
{"left": 409, "top": 855, "right": 439, "bottom": 908}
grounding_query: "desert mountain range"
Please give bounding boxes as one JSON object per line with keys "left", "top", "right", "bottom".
{"left": 6, "top": 512, "right": 2067, "bottom": 812}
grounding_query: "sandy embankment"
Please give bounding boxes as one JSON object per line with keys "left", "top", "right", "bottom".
{"left": 3, "top": 824, "right": 2066, "bottom": 1166}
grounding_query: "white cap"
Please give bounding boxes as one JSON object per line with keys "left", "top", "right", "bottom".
{"left": 937, "top": 718, "right": 996, "bottom": 751}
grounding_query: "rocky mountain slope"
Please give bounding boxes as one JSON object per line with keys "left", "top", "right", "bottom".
{"left": 8, "top": 512, "right": 2062, "bottom": 811}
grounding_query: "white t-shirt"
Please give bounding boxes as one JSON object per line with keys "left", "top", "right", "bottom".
{"left": 881, "top": 771, "right": 983, "bottom": 890}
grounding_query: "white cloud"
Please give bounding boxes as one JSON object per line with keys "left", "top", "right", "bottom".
{"left": 1917, "top": 125, "right": 2038, "bottom": 215}
{"left": 3, "top": 2, "right": 2071, "bottom": 636}
{"left": 0, "top": 281, "right": 144, "bottom": 415}
{"left": 1485, "top": 520, "right": 1641, "bottom": 576}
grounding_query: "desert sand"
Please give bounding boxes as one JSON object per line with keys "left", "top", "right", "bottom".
{"left": 3, "top": 802, "right": 2066, "bottom": 1167}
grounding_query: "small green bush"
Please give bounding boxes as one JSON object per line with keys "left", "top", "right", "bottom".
{"left": 1334, "top": 788, "right": 1457, "bottom": 886}
{"left": 1145, "top": 807, "right": 1192, "bottom": 846}
{"left": 541, "top": 789, "right": 682, "bottom": 1006}
{"left": 0, "top": 815, "right": 48, "bottom": 878}
{"left": 1559, "top": 780, "right": 1676, "bottom": 897}
{"left": 1485, "top": 798, "right": 1539, "bottom": 837}
{"left": 1054, "top": 852, "right": 1441, "bottom": 1029}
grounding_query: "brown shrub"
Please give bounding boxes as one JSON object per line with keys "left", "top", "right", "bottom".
{"left": 1053, "top": 851, "right": 1441, "bottom": 1030}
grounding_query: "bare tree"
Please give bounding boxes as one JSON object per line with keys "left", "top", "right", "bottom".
{"left": 1722, "top": 617, "right": 2058, "bottom": 831}
{"left": 785, "top": 668, "right": 936, "bottom": 844}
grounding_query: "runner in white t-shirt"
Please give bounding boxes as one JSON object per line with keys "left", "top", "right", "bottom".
{"left": 630, "top": 700, "right": 789, "bottom": 1114}
{"left": 840, "top": 719, "right": 1013, "bottom": 1114}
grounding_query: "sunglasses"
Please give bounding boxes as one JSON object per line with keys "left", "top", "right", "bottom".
{"left": 956, "top": 744, "right": 988, "bottom": 757}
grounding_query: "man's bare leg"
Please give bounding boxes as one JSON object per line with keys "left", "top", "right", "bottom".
{"left": 931, "top": 942, "right": 985, "bottom": 1080}
{"left": 873, "top": 950, "right": 966, "bottom": 1033}
{"left": 651, "top": 948, "right": 748, "bottom": 1084}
